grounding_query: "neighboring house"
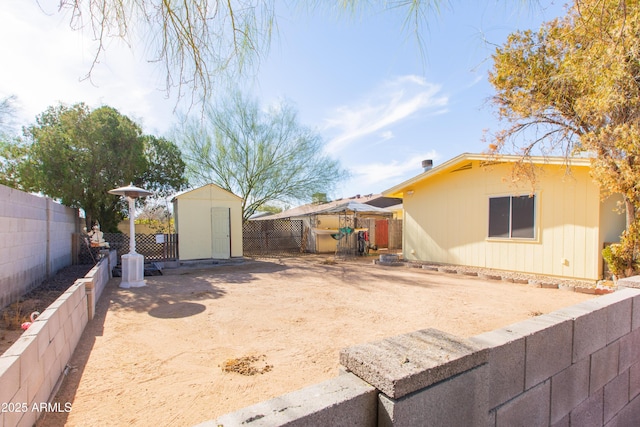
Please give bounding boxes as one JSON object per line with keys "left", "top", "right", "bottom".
{"left": 172, "top": 184, "right": 243, "bottom": 260}
{"left": 383, "top": 153, "right": 626, "bottom": 281}
{"left": 253, "top": 194, "right": 400, "bottom": 253}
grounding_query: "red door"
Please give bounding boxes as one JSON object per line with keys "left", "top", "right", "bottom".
{"left": 375, "top": 219, "right": 389, "bottom": 248}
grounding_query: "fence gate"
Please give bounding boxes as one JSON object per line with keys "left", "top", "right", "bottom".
{"left": 375, "top": 219, "right": 389, "bottom": 248}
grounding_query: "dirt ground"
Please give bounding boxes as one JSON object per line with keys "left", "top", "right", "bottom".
{"left": 39, "top": 256, "right": 597, "bottom": 426}
{"left": 0, "top": 265, "right": 93, "bottom": 354}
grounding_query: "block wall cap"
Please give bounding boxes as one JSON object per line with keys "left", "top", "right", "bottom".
{"left": 340, "top": 328, "right": 487, "bottom": 399}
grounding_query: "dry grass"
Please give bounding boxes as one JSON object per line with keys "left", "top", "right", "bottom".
{"left": 1, "top": 300, "right": 30, "bottom": 330}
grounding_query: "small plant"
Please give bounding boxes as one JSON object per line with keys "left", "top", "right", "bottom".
{"left": 1, "top": 300, "right": 28, "bottom": 330}
{"left": 602, "top": 220, "right": 640, "bottom": 279}
{"left": 603, "top": 244, "right": 626, "bottom": 278}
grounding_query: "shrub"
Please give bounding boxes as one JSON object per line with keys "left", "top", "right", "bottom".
{"left": 603, "top": 222, "right": 640, "bottom": 278}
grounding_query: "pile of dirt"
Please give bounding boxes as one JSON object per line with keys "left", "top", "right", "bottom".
{"left": 221, "top": 355, "right": 273, "bottom": 376}
{"left": 0, "top": 264, "right": 93, "bottom": 354}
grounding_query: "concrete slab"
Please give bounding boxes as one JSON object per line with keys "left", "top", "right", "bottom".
{"left": 618, "top": 276, "right": 640, "bottom": 289}
{"left": 340, "top": 328, "right": 488, "bottom": 399}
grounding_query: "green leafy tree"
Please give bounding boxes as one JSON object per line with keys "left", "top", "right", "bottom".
{"left": 178, "top": 91, "right": 348, "bottom": 221}
{"left": 488, "top": 0, "right": 640, "bottom": 275}
{"left": 3, "top": 103, "right": 187, "bottom": 231}
{"left": 140, "top": 135, "right": 188, "bottom": 198}
{"left": 256, "top": 205, "right": 284, "bottom": 214}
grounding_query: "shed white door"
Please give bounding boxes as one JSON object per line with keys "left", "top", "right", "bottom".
{"left": 211, "top": 207, "right": 231, "bottom": 259}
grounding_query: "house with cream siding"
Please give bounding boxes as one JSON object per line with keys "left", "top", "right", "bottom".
{"left": 382, "top": 153, "right": 626, "bottom": 280}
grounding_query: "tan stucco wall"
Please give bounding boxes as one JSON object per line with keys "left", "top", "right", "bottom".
{"left": 173, "top": 185, "right": 243, "bottom": 260}
{"left": 402, "top": 161, "right": 624, "bottom": 280}
{"left": 314, "top": 215, "right": 341, "bottom": 253}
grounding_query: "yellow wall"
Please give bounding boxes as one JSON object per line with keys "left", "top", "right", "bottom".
{"left": 314, "top": 215, "right": 341, "bottom": 253}
{"left": 402, "top": 160, "right": 624, "bottom": 280}
{"left": 173, "top": 185, "right": 243, "bottom": 260}
{"left": 117, "top": 222, "right": 172, "bottom": 235}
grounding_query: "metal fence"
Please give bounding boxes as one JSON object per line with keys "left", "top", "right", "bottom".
{"left": 243, "top": 220, "right": 306, "bottom": 257}
{"left": 76, "top": 233, "right": 178, "bottom": 264}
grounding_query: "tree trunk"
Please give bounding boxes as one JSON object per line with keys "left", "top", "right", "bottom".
{"left": 625, "top": 197, "right": 635, "bottom": 231}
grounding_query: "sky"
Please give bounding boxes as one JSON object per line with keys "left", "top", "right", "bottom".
{"left": 0, "top": 0, "right": 568, "bottom": 202}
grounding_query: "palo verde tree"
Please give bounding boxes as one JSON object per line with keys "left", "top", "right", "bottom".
{"left": 489, "top": 0, "right": 640, "bottom": 275}
{"left": 4, "top": 102, "right": 187, "bottom": 232}
{"left": 50, "top": 0, "right": 456, "bottom": 102}
{"left": 0, "top": 95, "right": 20, "bottom": 184}
{"left": 178, "top": 91, "right": 348, "bottom": 221}
{"left": 0, "top": 95, "right": 17, "bottom": 136}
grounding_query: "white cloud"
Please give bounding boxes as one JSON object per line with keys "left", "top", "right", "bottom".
{"left": 378, "top": 131, "right": 394, "bottom": 141}
{"left": 323, "top": 75, "right": 448, "bottom": 154}
{"left": 0, "top": 1, "right": 177, "bottom": 135}
{"left": 349, "top": 150, "right": 440, "bottom": 188}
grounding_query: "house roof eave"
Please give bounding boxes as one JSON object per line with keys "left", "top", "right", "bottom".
{"left": 381, "top": 152, "right": 593, "bottom": 197}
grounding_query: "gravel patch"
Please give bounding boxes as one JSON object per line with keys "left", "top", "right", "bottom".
{"left": 405, "top": 260, "right": 612, "bottom": 292}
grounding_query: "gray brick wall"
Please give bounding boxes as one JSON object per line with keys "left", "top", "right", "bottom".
{"left": 0, "top": 185, "right": 79, "bottom": 309}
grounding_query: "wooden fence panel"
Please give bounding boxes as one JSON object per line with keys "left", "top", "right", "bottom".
{"left": 388, "top": 219, "right": 403, "bottom": 250}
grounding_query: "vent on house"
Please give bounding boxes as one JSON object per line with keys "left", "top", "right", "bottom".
{"left": 422, "top": 159, "right": 433, "bottom": 172}
{"left": 451, "top": 162, "right": 473, "bottom": 173}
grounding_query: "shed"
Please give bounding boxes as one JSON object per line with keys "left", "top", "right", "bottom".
{"left": 172, "top": 184, "right": 243, "bottom": 260}
{"left": 383, "top": 153, "right": 626, "bottom": 280}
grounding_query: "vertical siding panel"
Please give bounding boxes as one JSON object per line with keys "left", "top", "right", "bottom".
{"left": 572, "top": 174, "right": 588, "bottom": 278}
{"left": 563, "top": 174, "right": 577, "bottom": 278}
{"left": 559, "top": 173, "right": 575, "bottom": 277}
{"left": 473, "top": 185, "right": 485, "bottom": 268}
{"left": 552, "top": 176, "right": 566, "bottom": 277}
{"left": 448, "top": 176, "right": 459, "bottom": 264}
{"left": 584, "top": 178, "right": 602, "bottom": 279}
{"left": 540, "top": 188, "right": 552, "bottom": 275}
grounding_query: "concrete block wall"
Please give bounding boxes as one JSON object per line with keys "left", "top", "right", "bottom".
{"left": 470, "top": 287, "right": 640, "bottom": 426}
{"left": 46, "top": 198, "right": 78, "bottom": 275}
{"left": 81, "top": 252, "right": 116, "bottom": 320}
{"left": 199, "top": 373, "right": 377, "bottom": 427}
{"left": 0, "top": 254, "right": 112, "bottom": 427}
{"left": 206, "top": 288, "right": 640, "bottom": 426}
{"left": 0, "top": 184, "right": 79, "bottom": 309}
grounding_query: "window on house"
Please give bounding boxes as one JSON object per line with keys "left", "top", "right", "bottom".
{"left": 488, "top": 195, "right": 535, "bottom": 239}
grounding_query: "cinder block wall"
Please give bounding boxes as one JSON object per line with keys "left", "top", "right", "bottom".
{"left": 0, "top": 184, "right": 79, "bottom": 309}
{"left": 205, "top": 288, "right": 640, "bottom": 426}
{"left": 472, "top": 287, "right": 640, "bottom": 426}
{"left": 82, "top": 252, "right": 116, "bottom": 320}
{"left": 0, "top": 255, "right": 112, "bottom": 427}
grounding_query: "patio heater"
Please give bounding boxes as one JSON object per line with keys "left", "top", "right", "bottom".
{"left": 108, "top": 183, "right": 153, "bottom": 288}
